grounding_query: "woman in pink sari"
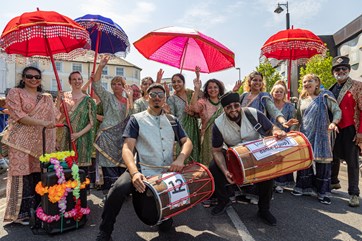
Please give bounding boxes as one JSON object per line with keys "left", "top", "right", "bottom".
{"left": 2, "top": 66, "right": 58, "bottom": 225}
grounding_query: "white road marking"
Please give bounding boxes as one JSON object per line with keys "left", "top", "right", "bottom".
{"left": 226, "top": 206, "right": 255, "bottom": 241}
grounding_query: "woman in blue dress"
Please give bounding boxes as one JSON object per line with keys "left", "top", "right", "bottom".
{"left": 292, "top": 74, "right": 341, "bottom": 205}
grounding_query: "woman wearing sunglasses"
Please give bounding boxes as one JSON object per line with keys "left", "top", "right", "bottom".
{"left": 92, "top": 56, "right": 134, "bottom": 197}
{"left": 2, "top": 66, "right": 58, "bottom": 225}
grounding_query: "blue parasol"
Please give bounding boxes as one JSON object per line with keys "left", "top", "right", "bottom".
{"left": 74, "top": 14, "right": 130, "bottom": 95}
{"left": 75, "top": 14, "right": 130, "bottom": 57}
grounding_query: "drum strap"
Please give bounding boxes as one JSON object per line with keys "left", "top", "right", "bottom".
{"left": 165, "top": 114, "right": 182, "bottom": 147}
{"left": 244, "top": 108, "right": 270, "bottom": 137}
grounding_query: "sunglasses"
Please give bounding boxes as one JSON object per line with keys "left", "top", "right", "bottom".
{"left": 225, "top": 102, "right": 241, "bottom": 111}
{"left": 149, "top": 92, "right": 165, "bottom": 99}
{"left": 24, "top": 74, "right": 41, "bottom": 80}
{"left": 334, "top": 66, "right": 348, "bottom": 72}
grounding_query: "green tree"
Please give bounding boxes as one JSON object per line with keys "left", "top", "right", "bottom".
{"left": 299, "top": 51, "right": 334, "bottom": 91}
{"left": 256, "top": 60, "right": 283, "bottom": 92}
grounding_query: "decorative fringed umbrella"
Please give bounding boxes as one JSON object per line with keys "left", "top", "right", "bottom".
{"left": 0, "top": 8, "right": 91, "bottom": 154}
{"left": 261, "top": 28, "right": 327, "bottom": 97}
{"left": 75, "top": 14, "right": 130, "bottom": 95}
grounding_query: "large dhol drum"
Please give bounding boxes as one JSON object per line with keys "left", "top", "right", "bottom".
{"left": 226, "top": 131, "right": 313, "bottom": 186}
{"left": 132, "top": 162, "right": 214, "bottom": 226}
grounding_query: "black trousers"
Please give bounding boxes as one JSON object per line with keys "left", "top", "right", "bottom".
{"left": 99, "top": 171, "right": 134, "bottom": 234}
{"left": 331, "top": 125, "right": 360, "bottom": 196}
{"left": 209, "top": 159, "right": 273, "bottom": 212}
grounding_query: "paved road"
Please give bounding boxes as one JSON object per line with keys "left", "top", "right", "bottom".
{"left": 0, "top": 165, "right": 361, "bottom": 241}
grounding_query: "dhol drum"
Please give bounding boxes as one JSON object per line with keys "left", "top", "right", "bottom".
{"left": 132, "top": 162, "right": 214, "bottom": 226}
{"left": 226, "top": 131, "right": 313, "bottom": 186}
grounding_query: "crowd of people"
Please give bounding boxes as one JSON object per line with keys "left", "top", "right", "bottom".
{"left": 0, "top": 55, "right": 360, "bottom": 240}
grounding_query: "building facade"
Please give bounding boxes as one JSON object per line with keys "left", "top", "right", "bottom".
{"left": 0, "top": 55, "right": 141, "bottom": 96}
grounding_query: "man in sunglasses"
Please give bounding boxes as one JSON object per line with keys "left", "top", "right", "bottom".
{"left": 96, "top": 83, "right": 193, "bottom": 241}
{"left": 329, "top": 56, "right": 362, "bottom": 207}
{"left": 209, "top": 92, "right": 286, "bottom": 226}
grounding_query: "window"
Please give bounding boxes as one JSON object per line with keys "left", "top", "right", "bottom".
{"left": 102, "top": 66, "right": 108, "bottom": 75}
{"left": 116, "top": 67, "right": 124, "bottom": 76}
{"left": 101, "top": 82, "right": 108, "bottom": 90}
{"left": 51, "top": 79, "right": 62, "bottom": 91}
{"left": 72, "top": 63, "right": 82, "bottom": 72}
{"left": 134, "top": 69, "right": 139, "bottom": 79}
{"left": 55, "top": 62, "right": 63, "bottom": 72}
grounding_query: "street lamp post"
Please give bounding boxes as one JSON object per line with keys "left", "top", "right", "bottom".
{"left": 274, "top": 1, "right": 292, "bottom": 98}
{"left": 236, "top": 67, "right": 241, "bottom": 81}
{"left": 274, "top": 2, "right": 290, "bottom": 30}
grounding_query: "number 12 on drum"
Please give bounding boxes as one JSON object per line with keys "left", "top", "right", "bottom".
{"left": 163, "top": 173, "right": 191, "bottom": 209}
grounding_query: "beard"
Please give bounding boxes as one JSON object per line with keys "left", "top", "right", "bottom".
{"left": 226, "top": 112, "right": 240, "bottom": 122}
{"left": 334, "top": 72, "right": 349, "bottom": 81}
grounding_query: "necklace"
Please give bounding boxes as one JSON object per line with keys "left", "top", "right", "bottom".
{"left": 209, "top": 99, "right": 219, "bottom": 106}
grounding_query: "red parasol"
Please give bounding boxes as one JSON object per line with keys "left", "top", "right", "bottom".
{"left": 0, "top": 9, "right": 91, "bottom": 155}
{"left": 260, "top": 28, "right": 327, "bottom": 97}
{"left": 134, "top": 26, "right": 235, "bottom": 74}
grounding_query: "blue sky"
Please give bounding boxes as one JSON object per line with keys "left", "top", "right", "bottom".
{"left": 1, "top": 0, "right": 361, "bottom": 90}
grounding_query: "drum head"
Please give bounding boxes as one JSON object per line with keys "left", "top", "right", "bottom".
{"left": 132, "top": 184, "right": 160, "bottom": 226}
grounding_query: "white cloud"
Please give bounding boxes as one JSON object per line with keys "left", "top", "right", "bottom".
{"left": 177, "top": 1, "right": 244, "bottom": 30}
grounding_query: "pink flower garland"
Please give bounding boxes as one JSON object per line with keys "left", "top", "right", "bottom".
{"left": 36, "top": 206, "right": 90, "bottom": 223}
{"left": 51, "top": 159, "right": 68, "bottom": 213}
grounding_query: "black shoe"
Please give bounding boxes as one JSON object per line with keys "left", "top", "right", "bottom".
{"left": 318, "top": 196, "right": 331, "bottom": 205}
{"left": 211, "top": 201, "right": 231, "bottom": 216}
{"left": 158, "top": 218, "right": 173, "bottom": 232}
{"left": 96, "top": 231, "right": 112, "bottom": 241}
{"left": 258, "top": 211, "right": 277, "bottom": 226}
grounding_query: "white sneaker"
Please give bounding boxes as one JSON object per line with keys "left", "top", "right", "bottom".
{"left": 275, "top": 186, "right": 284, "bottom": 194}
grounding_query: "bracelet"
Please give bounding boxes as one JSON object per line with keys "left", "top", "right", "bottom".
{"left": 130, "top": 171, "right": 140, "bottom": 177}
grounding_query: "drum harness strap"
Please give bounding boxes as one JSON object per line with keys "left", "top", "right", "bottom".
{"left": 138, "top": 114, "right": 182, "bottom": 170}
{"left": 243, "top": 108, "right": 271, "bottom": 137}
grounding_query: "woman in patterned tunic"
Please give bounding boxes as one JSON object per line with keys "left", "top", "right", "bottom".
{"left": 234, "top": 71, "right": 296, "bottom": 128}
{"left": 132, "top": 77, "right": 154, "bottom": 114}
{"left": 93, "top": 56, "right": 134, "bottom": 194}
{"left": 2, "top": 66, "right": 58, "bottom": 224}
{"left": 191, "top": 78, "right": 225, "bottom": 165}
{"left": 167, "top": 69, "right": 200, "bottom": 162}
{"left": 270, "top": 81, "right": 296, "bottom": 193}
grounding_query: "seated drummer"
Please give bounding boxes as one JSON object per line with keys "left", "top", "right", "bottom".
{"left": 96, "top": 83, "right": 193, "bottom": 241}
{"left": 209, "top": 92, "right": 286, "bottom": 226}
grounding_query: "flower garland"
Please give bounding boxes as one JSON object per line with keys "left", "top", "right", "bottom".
{"left": 36, "top": 152, "right": 90, "bottom": 223}
{"left": 39, "top": 151, "right": 75, "bottom": 163}
{"left": 35, "top": 178, "right": 90, "bottom": 203}
{"left": 36, "top": 205, "right": 90, "bottom": 223}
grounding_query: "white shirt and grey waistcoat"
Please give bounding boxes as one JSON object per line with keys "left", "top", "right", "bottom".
{"left": 213, "top": 107, "right": 273, "bottom": 148}
{"left": 124, "top": 111, "right": 187, "bottom": 177}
